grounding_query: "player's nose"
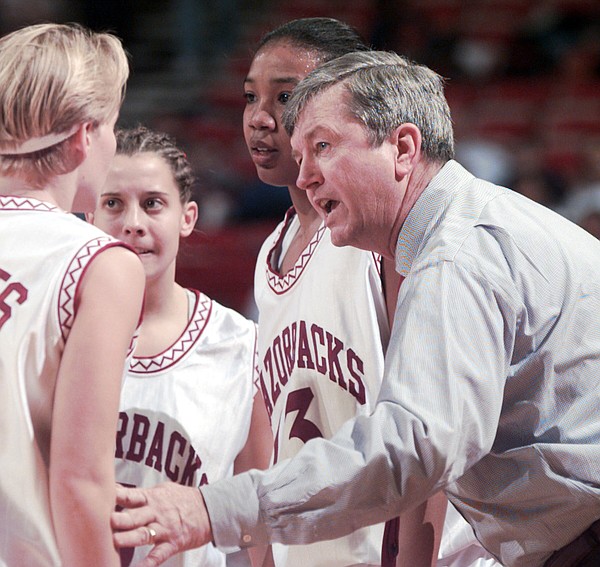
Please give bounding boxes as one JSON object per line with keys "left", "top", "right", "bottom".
{"left": 123, "top": 207, "right": 146, "bottom": 236}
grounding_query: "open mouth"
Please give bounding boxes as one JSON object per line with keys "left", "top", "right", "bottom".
{"left": 317, "top": 198, "right": 336, "bottom": 215}
{"left": 134, "top": 248, "right": 152, "bottom": 256}
{"left": 250, "top": 145, "right": 277, "bottom": 166}
{"left": 253, "top": 145, "right": 274, "bottom": 154}
{"left": 251, "top": 142, "right": 277, "bottom": 157}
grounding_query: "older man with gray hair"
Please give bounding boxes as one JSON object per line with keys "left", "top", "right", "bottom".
{"left": 112, "top": 51, "right": 600, "bottom": 567}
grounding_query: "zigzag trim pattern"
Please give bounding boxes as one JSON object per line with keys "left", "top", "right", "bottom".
{"left": 252, "top": 325, "right": 260, "bottom": 390}
{"left": 128, "top": 331, "right": 139, "bottom": 359}
{"left": 58, "top": 236, "right": 116, "bottom": 340}
{"left": 130, "top": 291, "right": 213, "bottom": 374}
{"left": 373, "top": 252, "right": 383, "bottom": 277}
{"left": 0, "top": 195, "right": 59, "bottom": 212}
{"left": 267, "top": 224, "right": 326, "bottom": 295}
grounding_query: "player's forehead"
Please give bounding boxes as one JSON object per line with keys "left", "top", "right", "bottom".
{"left": 103, "top": 154, "right": 178, "bottom": 196}
{"left": 245, "top": 41, "right": 320, "bottom": 86}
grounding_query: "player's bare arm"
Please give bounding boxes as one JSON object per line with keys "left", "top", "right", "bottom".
{"left": 51, "top": 246, "right": 144, "bottom": 567}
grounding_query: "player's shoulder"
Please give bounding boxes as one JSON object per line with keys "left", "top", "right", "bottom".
{"left": 58, "top": 219, "right": 139, "bottom": 288}
{"left": 78, "top": 243, "right": 144, "bottom": 299}
{"left": 188, "top": 288, "right": 256, "bottom": 336}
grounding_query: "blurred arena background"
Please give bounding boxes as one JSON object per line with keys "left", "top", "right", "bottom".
{"left": 3, "top": 0, "right": 599, "bottom": 317}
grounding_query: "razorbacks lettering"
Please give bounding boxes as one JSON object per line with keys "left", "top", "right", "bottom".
{"left": 254, "top": 212, "right": 390, "bottom": 567}
{"left": 259, "top": 320, "right": 367, "bottom": 416}
{"left": 115, "top": 411, "right": 208, "bottom": 487}
{"left": 0, "top": 267, "right": 28, "bottom": 330}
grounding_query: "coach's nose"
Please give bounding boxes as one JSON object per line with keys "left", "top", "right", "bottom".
{"left": 296, "top": 155, "right": 323, "bottom": 192}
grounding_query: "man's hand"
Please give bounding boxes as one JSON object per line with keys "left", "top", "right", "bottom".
{"left": 111, "top": 482, "right": 213, "bottom": 567}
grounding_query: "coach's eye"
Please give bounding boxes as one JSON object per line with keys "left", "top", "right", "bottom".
{"left": 278, "top": 92, "right": 292, "bottom": 104}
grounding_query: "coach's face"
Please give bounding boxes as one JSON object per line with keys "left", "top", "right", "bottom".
{"left": 291, "top": 83, "right": 406, "bottom": 258}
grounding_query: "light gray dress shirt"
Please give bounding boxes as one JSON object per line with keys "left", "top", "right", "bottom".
{"left": 202, "top": 160, "right": 600, "bottom": 567}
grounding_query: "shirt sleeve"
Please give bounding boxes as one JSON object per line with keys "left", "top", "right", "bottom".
{"left": 202, "top": 260, "right": 515, "bottom": 550}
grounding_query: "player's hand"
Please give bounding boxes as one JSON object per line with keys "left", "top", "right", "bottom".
{"left": 111, "top": 482, "right": 213, "bottom": 567}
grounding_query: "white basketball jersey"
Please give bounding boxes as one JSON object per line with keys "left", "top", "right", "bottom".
{"left": 0, "top": 196, "right": 127, "bottom": 567}
{"left": 437, "top": 505, "right": 501, "bottom": 567}
{"left": 115, "top": 289, "right": 258, "bottom": 567}
{"left": 255, "top": 210, "right": 389, "bottom": 567}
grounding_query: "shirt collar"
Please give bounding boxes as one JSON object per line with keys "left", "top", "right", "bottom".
{"left": 0, "top": 195, "right": 61, "bottom": 213}
{"left": 395, "top": 160, "right": 472, "bottom": 275}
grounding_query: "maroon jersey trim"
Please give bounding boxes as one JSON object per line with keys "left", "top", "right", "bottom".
{"left": 129, "top": 289, "right": 213, "bottom": 374}
{"left": 58, "top": 236, "right": 121, "bottom": 341}
{"left": 265, "top": 208, "right": 326, "bottom": 295}
{"left": 0, "top": 195, "right": 59, "bottom": 212}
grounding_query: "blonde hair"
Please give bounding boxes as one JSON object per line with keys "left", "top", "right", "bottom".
{"left": 0, "top": 23, "right": 129, "bottom": 186}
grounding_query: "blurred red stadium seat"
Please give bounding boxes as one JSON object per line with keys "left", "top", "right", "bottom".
{"left": 176, "top": 221, "right": 278, "bottom": 315}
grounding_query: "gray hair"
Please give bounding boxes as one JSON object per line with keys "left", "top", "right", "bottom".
{"left": 282, "top": 50, "right": 454, "bottom": 162}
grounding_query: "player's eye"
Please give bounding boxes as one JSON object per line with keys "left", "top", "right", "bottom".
{"left": 144, "top": 198, "right": 163, "bottom": 210}
{"left": 244, "top": 92, "right": 256, "bottom": 104}
{"left": 104, "top": 198, "right": 120, "bottom": 209}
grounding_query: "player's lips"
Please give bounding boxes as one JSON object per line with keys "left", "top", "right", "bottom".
{"left": 249, "top": 141, "right": 278, "bottom": 167}
{"left": 133, "top": 247, "right": 153, "bottom": 256}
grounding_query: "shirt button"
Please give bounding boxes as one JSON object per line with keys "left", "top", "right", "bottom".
{"left": 242, "top": 534, "right": 252, "bottom": 544}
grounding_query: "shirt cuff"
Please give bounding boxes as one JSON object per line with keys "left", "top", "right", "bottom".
{"left": 201, "top": 472, "right": 269, "bottom": 552}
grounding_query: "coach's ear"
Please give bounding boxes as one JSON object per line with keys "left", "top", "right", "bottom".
{"left": 390, "top": 123, "right": 422, "bottom": 179}
{"left": 85, "top": 212, "right": 95, "bottom": 224}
